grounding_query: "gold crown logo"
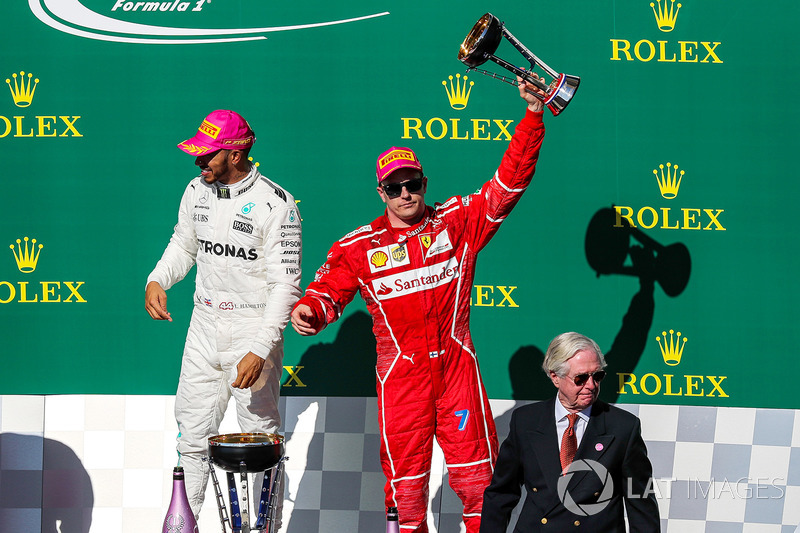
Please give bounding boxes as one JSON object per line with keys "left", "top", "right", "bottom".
{"left": 10, "top": 237, "right": 43, "bottom": 273}
{"left": 442, "top": 74, "right": 474, "bottom": 110}
{"left": 656, "top": 329, "right": 687, "bottom": 366}
{"left": 6, "top": 71, "right": 39, "bottom": 108}
{"left": 653, "top": 162, "right": 684, "bottom": 199}
{"left": 650, "top": 0, "right": 681, "bottom": 32}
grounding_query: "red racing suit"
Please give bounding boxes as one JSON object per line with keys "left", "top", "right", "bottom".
{"left": 296, "top": 109, "right": 544, "bottom": 532}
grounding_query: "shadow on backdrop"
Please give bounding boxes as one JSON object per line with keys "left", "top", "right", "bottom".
{"left": 282, "top": 310, "right": 377, "bottom": 396}
{"left": 0, "top": 432, "right": 93, "bottom": 533}
{"left": 585, "top": 206, "right": 691, "bottom": 403}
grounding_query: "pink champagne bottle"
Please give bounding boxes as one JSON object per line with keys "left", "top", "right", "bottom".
{"left": 162, "top": 466, "right": 199, "bottom": 533}
{"left": 386, "top": 506, "right": 399, "bottom": 533}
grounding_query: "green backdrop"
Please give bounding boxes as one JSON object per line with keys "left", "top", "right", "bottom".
{"left": 1, "top": 0, "right": 797, "bottom": 408}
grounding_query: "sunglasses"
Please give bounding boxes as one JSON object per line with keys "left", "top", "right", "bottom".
{"left": 568, "top": 371, "right": 606, "bottom": 387}
{"left": 381, "top": 177, "right": 424, "bottom": 198}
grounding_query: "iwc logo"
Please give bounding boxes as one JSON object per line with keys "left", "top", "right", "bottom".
{"left": 2, "top": 70, "right": 82, "bottom": 139}
{"left": 617, "top": 328, "right": 729, "bottom": 398}
{"left": 401, "top": 73, "right": 515, "bottom": 141}
{"left": 610, "top": 0, "right": 723, "bottom": 64}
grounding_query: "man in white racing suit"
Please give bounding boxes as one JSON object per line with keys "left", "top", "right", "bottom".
{"left": 145, "top": 110, "right": 301, "bottom": 519}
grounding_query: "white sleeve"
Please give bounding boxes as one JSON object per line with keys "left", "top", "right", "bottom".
{"left": 249, "top": 202, "right": 302, "bottom": 358}
{"left": 146, "top": 183, "right": 198, "bottom": 290}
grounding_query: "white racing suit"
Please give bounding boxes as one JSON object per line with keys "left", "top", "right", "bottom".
{"left": 147, "top": 165, "right": 301, "bottom": 518}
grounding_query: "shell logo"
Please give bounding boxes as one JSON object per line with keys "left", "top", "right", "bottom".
{"left": 370, "top": 251, "right": 389, "bottom": 268}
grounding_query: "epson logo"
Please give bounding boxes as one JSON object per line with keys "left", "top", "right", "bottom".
{"left": 232, "top": 220, "right": 253, "bottom": 234}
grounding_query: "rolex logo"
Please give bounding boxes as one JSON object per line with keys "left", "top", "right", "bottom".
{"left": 10, "top": 237, "right": 43, "bottom": 273}
{"left": 650, "top": 0, "right": 681, "bottom": 32}
{"left": 610, "top": 1, "right": 722, "bottom": 64}
{"left": 656, "top": 329, "right": 686, "bottom": 366}
{"left": 653, "top": 162, "right": 684, "bottom": 199}
{"left": 6, "top": 71, "right": 39, "bottom": 108}
{"left": 442, "top": 74, "right": 474, "bottom": 110}
{"left": 401, "top": 73, "right": 514, "bottom": 141}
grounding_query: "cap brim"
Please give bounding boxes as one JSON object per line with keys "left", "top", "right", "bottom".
{"left": 177, "top": 136, "right": 218, "bottom": 156}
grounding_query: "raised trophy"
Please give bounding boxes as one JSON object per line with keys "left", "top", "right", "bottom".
{"left": 458, "top": 13, "right": 580, "bottom": 116}
{"left": 207, "top": 433, "right": 286, "bottom": 533}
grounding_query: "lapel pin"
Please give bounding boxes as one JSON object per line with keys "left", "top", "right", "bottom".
{"left": 595, "top": 443, "right": 604, "bottom": 451}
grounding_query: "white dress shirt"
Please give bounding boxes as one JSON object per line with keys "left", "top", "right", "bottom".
{"left": 554, "top": 399, "right": 592, "bottom": 451}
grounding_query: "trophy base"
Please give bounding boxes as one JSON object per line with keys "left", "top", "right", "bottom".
{"left": 544, "top": 73, "right": 580, "bottom": 116}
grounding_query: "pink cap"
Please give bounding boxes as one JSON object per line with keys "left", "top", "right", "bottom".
{"left": 177, "top": 110, "right": 255, "bottom": 156}
{"left": 376, "top": 146, "right": 423, "bottom": 183}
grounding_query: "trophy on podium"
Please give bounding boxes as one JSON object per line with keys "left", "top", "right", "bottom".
{"left": 458, "top": 13, "right": 580, "bottom": 116}
{"left": 207, "top": 433, "right": 286, "bottom": 533}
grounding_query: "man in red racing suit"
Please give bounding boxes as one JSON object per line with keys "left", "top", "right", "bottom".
{"left": 291, "top": 80, "right": 546, "bottom": 532}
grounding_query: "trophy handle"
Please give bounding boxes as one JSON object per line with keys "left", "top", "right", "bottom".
{"left": 486, "top": 55, "right": 550, "bottom": 94}
{"left": 499, "top": 24, "right": 559, "bottom": 80}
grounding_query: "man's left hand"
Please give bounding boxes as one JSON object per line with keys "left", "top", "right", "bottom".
{"left": 233, "top": 352, "right": 265, "bottom": 389}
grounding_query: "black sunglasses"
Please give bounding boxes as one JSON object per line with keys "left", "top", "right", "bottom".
{"left": 381, "top": 177, "right": 424, "bottom": 198}
{"left": 569, "top": 371, "right": 606, "bottom": 387}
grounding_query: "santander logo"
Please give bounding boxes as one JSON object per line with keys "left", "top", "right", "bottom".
{"left": 371, "top": 257, "right": 460, "bottom": 301}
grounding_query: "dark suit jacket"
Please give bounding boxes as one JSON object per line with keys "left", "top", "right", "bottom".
{"left": 480, "top": 398, "right": 660, "bottom": 532}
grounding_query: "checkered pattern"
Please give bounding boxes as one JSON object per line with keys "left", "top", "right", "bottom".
{"left": 2, "top": 395, "right": 800, "bottom": 532}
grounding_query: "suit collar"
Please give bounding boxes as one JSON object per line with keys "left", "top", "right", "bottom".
{"left": 528, "top": 397, "right": 562, "bottom": 498}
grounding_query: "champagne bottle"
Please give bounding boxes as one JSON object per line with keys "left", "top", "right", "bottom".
{"left": 386, "top": 506, "right": 400, "bottom": 533}
{"left": 162, "top": 466, "right": 199, "bottom": 533}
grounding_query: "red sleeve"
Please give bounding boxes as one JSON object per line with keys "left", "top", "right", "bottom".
{"left": 296, "top": 240, "right": 361, "bottom": 329}
{"left": 464, "top": 109, "right": 545, "bottom": 252}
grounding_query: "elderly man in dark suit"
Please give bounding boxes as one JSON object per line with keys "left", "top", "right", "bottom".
{"left": 480, "top": 332, "right": 660, "bottom": 532}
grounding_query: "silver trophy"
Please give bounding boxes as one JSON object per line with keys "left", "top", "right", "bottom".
{"left": 458, "top": 13, "right": 580, "bottom": 116}
{"left": 207, "top": 433, "right": 286, "bottom": 533}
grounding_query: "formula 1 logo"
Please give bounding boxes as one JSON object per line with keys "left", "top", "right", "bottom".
{"left": 29, "top": 0, "right": 390, "bottom": 44}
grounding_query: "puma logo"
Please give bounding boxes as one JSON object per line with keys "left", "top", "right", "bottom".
{"left": 402, "top": 354, "right": 415, "bottom": 364}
